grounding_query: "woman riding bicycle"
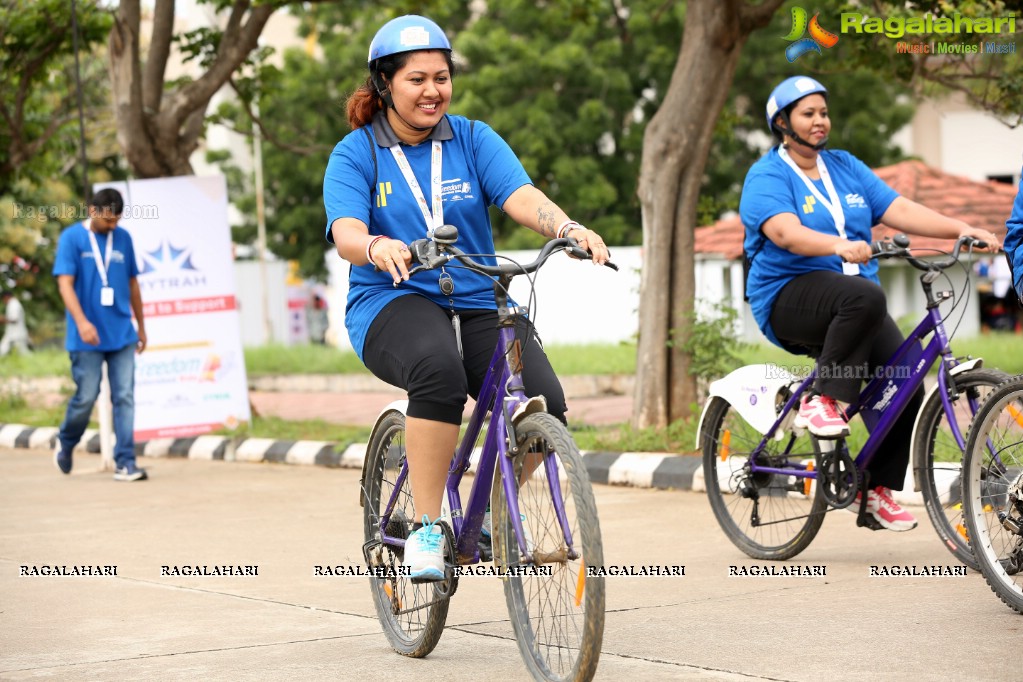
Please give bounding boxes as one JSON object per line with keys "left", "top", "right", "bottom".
{"left": 322, "top": 15, "right": 610, "bottom": 581}
{"left": 739, "top": 75, "right": 1000, "bottom": 532}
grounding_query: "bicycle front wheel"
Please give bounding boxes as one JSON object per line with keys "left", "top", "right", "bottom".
{"left": 362, "top": 409, "right": 450, "bottom": 656}
{"left": 913, "top": 368, "right": 1005, "bottom": 571}
{"left": 962, "top": 376, "right": 1023, "bottom": 614}
{"left": 702, "top": 396, "right": 827, "bottom": 560}
{"left": 492, "top": 412, "right": 605, "bottom": 682}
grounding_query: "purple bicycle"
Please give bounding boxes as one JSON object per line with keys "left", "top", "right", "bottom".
{"left": 699, "top": 235, "right": 1005, "bottom": 564}
{"left": 360, "top": 225, "right": 611, "bottom": 681}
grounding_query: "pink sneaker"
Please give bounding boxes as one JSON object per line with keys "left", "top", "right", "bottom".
{"left": 794, "top": 394, "right": 849, "bottom": 438}
{"left": 863, "top": 486, "right": 918, "bottom": 532}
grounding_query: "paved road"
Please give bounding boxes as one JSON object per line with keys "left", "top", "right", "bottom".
{"left": 2, "top": 447, "right": 1020, "bottom": 681}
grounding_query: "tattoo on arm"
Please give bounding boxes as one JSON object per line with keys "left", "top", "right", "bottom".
{"left": 536, "top": 201, "right": 557, "bottom": 238}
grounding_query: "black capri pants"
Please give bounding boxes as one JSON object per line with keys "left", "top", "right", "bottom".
{"left": 769, "top": 270, "right": 922, "bottom": 490}
{"left": 362, "top": 294, "right": 567, "bottom": 426}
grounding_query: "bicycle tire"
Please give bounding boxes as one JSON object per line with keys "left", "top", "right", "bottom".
{"left": 702, "top": 396, "right": 827, "bottom": 560}
{"left": 361, "top": 409, "right": 450, "bottom": 656}
{"left": 913, "top": 368, "right": 1005, "bottom": 571}
{"left": 491, "top": 412, "right": 605, "bottom": 682}
{"left": 962, "top": 375, "right": 1023, "bottom": 614}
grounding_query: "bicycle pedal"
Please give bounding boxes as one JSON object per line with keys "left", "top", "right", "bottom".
{"left": 409, "top": 573, "right": 446, "bottom": 585}
{"left": 478, "top": 535, "right": 494, "bottom": 563}
{"left": 857, "top": 514, "right": 885, "bottom": 531}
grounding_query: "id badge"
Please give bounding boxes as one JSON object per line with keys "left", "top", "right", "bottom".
{"left": 451, "top": 313, "right": 463, "bottom": 359}
{"left": 100, "top": 286, "right": 114, "bottom": 306}
{"left": 842, "top": 262, "right": 860, "bottom": 276}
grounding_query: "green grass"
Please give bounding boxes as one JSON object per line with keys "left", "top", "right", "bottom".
{"left": 214, "top": 417, "right": 370, "bottom": 445}
{"left": 7, "top": 334, "right": 1022, "bottom": 454}
{"left": 0, "top": 348, "right": 69, "bottom": 378}
{"left": 0, "top": 393, "right": 67, "bottom": 428}
{"left": 243, "top": 344, "right": 369, "bottom": 376}
{"left": 570, "top": 415, "right": 702, "bottom": 455}
{"left": 241, "top": 342, "right": 639, "bottom": 377}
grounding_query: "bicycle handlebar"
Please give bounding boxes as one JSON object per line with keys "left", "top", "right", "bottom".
{"left": 405, "top": 224, "right": 619, "bottom": 280}
{"left": 870, "top": 233, "right": 985, "bottom": 272}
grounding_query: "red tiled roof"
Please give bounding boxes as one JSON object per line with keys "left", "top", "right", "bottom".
{"left": 695, "top": 159, "right": 1017, "bottom": 259}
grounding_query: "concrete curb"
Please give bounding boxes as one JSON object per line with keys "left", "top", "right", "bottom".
{"left": 0, "top": 422, "right": 932, "bottom": 505}
{"left": 0, "top": 421, "right": 697, "bottom": 492}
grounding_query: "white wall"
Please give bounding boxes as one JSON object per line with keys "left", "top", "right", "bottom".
{"left": 693, "top": 256, "right": 982, "bottom": 345}
{"left": 897, "top": 93, "right": 1023, "bottom": 184}
{"left": 234, "top": 260, "right": 291, "bottom": 346}
{"left": 323, "top": 246, "right": 644, "bottom": 351}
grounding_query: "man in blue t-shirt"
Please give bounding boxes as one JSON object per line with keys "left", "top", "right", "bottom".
{"left": 52, "top": 188, "right": 148, "bottom": 481}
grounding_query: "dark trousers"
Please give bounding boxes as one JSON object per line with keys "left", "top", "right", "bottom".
{"left": 770, "top": 271, "right": 922, "bottom": 490}
{"left": 362, "top": 294, "right": 567, "bottom": 426}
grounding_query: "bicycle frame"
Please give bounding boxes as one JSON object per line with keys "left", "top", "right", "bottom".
{"left": 749, "top": 271, "right": 974, "bottom": 481}
{"left": 373, "top": 277, "right": 575, "bottom": 566}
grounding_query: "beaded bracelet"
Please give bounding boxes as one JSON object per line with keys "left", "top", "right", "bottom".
{"left": 365, "top": 235, "right": 386, "bottom": 264}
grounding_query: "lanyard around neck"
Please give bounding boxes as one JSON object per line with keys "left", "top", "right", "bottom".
{"left": 388, "top": 140, "right": 443, "bottom": 233}
{"left": 778, "top": 146, "right": 859, "bottom": 275}
{"left": 778, "top": 146, "right": 846, "bottom": 239}
{"left": 84, "top": 221, "right": 113, "bottom": 286}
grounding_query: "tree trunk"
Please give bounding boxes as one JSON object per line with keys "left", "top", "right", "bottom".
{"left": 108, "top": 0, "right": 275, "bottom": 179}
{"left": 633, "top": 0, "right": 784, "bottom": 429}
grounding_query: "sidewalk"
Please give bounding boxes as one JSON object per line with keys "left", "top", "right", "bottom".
{"left": 249, "top": 388, "right": 635, "bottom": 428}
{"left": 2, "top": 374, "right": 711, "bottom": 492}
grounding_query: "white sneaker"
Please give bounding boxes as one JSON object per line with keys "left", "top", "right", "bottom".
{"left": 403, "top": 516, "right": 445, "bottom": 582}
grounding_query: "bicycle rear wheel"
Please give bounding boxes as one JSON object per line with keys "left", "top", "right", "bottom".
{"left": 702, "top": 396, "right": 827, "bottom": 560}
{"left": 962, "top": 376, "right": 1023, "bottom": 614}
{"left": 492, "top": 412, "right": 605, "bottom": 682}
{"left": 361, "top": 409, "right": 449, "bottom": 656}
{"left": 913, "top": 368, "right": 1005, "bottom": 571}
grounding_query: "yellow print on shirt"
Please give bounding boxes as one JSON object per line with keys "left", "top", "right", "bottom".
{"left": 802, "top": 195, "right": 816, "bottom": 214}
{"left": 376, "top": 182, "right": 392, "bottom": 208}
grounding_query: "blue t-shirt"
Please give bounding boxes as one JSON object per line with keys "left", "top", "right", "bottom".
{"left": 323, "top": 113, "right": 531, "bottom": 359}
{"left": 52, "top": 222, "right": 140, "bottom": 352}
{"left": 1005, "top": 166, "right": 1023, "bottom": 301}
{"left": 739, "top": 148, "right": 899, "bottom": 347}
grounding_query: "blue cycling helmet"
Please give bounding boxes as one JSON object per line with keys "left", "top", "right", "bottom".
{"left": 765, "top": 76, "right": 827, "bottom": 133}
{"left": 368, "top": 15, "right": 451, "bottom": 65}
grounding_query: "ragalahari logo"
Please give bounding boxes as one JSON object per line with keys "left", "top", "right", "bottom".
{"left": 783, "top": 7, "right": 839, "bottom": 62}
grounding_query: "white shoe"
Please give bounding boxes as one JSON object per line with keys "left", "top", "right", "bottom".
{"left": 403, "top": 516, "right": 445, "bottom": 582}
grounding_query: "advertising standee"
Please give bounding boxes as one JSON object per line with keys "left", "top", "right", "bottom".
{"left": 97, "top": 175, "right": 251, "bottom": 441}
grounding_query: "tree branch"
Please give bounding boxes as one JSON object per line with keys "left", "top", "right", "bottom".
{"left": 227, "top": 78, "right": 333, "bottom": 156}
{"left": 164, "top": 1, "right": 274, "bottom": 132}
{"left": 143, "top": 0, "right": 176, "bottom": 113}
{"left": 738, "top": 0, "right": 788, "bottom": 31}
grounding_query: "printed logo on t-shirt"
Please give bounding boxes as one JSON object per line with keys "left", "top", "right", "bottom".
{"left": 844, "top": 193, "right": 867, "bottom": 209}
{"left": 82, "top": 250, "right": 127, "bottom": 263}
{"left": 376, "top": 182, "right": 393, "bottom": 208}
{"left": 802, "top": 195, "right": 817, "bottom": 214}
{"left": 443, "top": 178, "right": 475, "bottom": 202}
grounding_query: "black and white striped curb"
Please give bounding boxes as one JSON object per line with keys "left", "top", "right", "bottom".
{"left": 0, "top": 421, "right": 702, "bottom": 491}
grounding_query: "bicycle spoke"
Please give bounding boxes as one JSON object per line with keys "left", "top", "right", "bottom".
{"left": 964, "top": 378, "right": 1023, "bottom": 614}
{"left": 703, "top": 396, "right": 827, "bottom": 560}
{"left": 494, "top": 413, "right": 604, "bottom": 682}
{"left": 362, "top": 410, "right": 449, "bottom": 656}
